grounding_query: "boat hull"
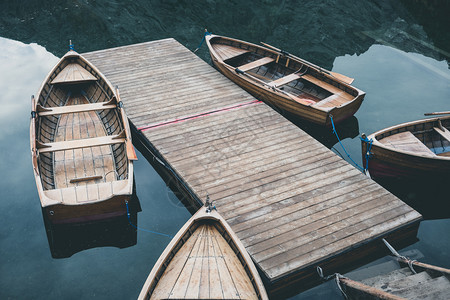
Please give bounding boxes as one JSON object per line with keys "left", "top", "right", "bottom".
{"left": 43, "top": 193, "right": 130, "bottom": 224}
{"left": 361, "top": 116, "right": 450, "bottom": 180}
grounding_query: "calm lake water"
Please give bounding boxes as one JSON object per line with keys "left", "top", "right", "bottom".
{"left": 0, "top": 1, "right": 449, "bottom": 299}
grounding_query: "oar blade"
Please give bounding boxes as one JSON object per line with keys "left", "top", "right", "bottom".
{"left": 330, "top": 71, "right": 354, "bottom": 85}
{"left": 424, "top": 111, "right": 450, "bottom": 116}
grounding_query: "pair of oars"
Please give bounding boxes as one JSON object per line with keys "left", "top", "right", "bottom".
{"left": 259, "top": 42, "right": 450, "bottom": 117}
{"left": 260, "top": 42, "right": 355, "bottom": 85}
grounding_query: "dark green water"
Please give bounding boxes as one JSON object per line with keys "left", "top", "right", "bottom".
{"left": 0, "top": 1, "right": 449, "bottom": 299}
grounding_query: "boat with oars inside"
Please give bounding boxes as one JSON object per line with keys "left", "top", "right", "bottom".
{"left": 205, "top": 33, "right": 365, "bottom": 127}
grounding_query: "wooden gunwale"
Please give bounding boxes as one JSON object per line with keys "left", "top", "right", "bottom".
{"left": 339, "top": 277, "right": 406, "bottom": 300}
{"left": 338, "top": 258, "right": 450, "bottom": 300}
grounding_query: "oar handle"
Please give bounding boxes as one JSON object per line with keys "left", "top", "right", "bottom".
{"left": 260, "top": 41, "right": 354, "bottom": 85}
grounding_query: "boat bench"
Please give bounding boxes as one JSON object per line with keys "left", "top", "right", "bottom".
{"left": 37, "top": 99, "right": 117, "bottom": 117}
{"left": 237, "top": 57, "right": 274, "bottom": 72}
{"left": 43, "top": 180, "right": 129, "bottom": 205}
{"left": 434, "top": 124, "right": 450, "bottom": 142}
{"left": 301, "top": 74, "right": 353, "bottom": 100}
{"left": 313, "top": 94, "right": 349, "bottom": 109}
{"left": 217, "top": 45, "right": 250, "bottom": 61}
{"left": 380, "top": 131, "right": 435, "bottom": 157}
{"left": 268, "top": 73, "right": 301, "bottom": 88}
{"left": 37, "top": 133, "right": 126, "bottom": 153}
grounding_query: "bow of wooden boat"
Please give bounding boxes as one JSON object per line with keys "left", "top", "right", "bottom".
{"left": 139, "top": 204, "right": 269, "bottom": 300}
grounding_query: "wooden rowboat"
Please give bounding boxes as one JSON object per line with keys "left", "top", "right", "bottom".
{"left": 30, "top": 48, "right": 137, "bottom": 224}
{"left": 361, "top": 116, "right": 450, "bottom": 180}
{"left": 205, "top": 34, "right": 365, "bottom": 127}
{"left": 138, "top": 204, "right": 268, "bottom": 300}
{"left": 337, "top": 256, "right": 450, "bottom": 299}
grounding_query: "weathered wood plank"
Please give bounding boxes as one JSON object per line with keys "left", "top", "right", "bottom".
{"left": 233, "top": 176, "right": 374, "bottom": 236}
{"left": 260, "top": 198, "right": 408, "bottom": 268}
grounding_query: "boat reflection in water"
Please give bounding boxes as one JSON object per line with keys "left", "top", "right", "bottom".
{"left": 42, "top": 193, "right": 141, "bottom": 259}
{"left": 282, "top": 107, "right": 360, "bottom": 149}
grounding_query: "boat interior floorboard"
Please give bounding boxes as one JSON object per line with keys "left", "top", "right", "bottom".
{"left": 53, "top": 95, "right": 115, "bottom": 189}
{"left": 151, "top": 223, "right": 258, "bottom": 300}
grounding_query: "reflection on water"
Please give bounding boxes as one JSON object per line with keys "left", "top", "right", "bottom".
{"left": 286, "top": 113, "right": 360, "bottom": 150}
{"left": 0, "top": 37, "right": 191, "bottom": 299}
{"left": 0, "top": 1, "right": 450, "bottom": 298}
{"left": 372, "top": 177, "right": 450, "bottom": 220}
{"left": 43, "top": 193, "right": 141, "bottom": 259}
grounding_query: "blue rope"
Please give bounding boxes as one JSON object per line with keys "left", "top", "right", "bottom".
{"left": 125, "top": 201, "right": 173, "bottom": 239}
{"left": 329, "top": 115, "right": 365, "bottom": 172}
{"left": 193, "top": 30, "right": 211, "bottom": 53}
{"left": 360, "top": 135, "right": 373, "bottom": 173}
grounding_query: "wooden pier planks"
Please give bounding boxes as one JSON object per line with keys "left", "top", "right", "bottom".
{"left": 83, "top": 38, "right": 422, "bottom": 292}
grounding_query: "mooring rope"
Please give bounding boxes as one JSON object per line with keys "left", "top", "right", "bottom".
{"left": 125, "top": 201, "right": 173, "bottom": 239}
{"left": 329, "top": 115, "right": 364, "bottom": 172}
{"left": 360, "top": 134, "right": 373, "bottom": 175}
{"left": 193, "top": 29, "right": 211, "bottom": 53}
{"left": 316, "top": 266, "right": 349, "bottom": 299}
{"left": 382, "top": 238, "right": 417, "bottom": 274}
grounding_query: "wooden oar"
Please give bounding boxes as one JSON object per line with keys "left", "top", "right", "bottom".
{"left": 116, "top": 87, "right": 138, "bottom": 161}
{"left": 261, "top": 42, "right": 355, "bottom": 85}
{"left": 30, "top": 95, "right": 39, "bottom": 173}
{"left": 234, "top": 68, "right": 314, "bottom": 106}
{"left": 424, "top": 111, "right": 450, "bottom": 116}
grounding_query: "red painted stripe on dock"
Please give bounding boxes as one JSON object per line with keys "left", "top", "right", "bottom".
{"left": 138, "top": 99, "right": 262, "bottom": 132}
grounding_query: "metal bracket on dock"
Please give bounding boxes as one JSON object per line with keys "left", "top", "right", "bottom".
{"left": 205, "top": 194, "right": 216, "bottom": 213}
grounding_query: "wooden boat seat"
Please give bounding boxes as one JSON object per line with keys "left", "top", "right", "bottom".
{"left": 51, "top": 63, "right": 97, "bottom": 84}
{"left": 238, "top": 57, "right": 275, "bottom": 72}
{"left": 43, "top": 180, "right": 129, "bottom": 205}
{"left": 301, "top": 74, "right": 353, "bottom": 100}
{"left": 212, "top": 44, "right": 250, "bottom": 61}
{"left": 37, "top": 133, "right": 126, "bottom": 153}
{"left": 433, "top": 125, "right": 450, "bottom": 142}
{"left": 313, "top": 94, "right": 349, "bottom": 109}
{"left": 268, "top": 73, "right": 301, "bottom": 87}
{"left": 379, "top": 131, "right": 436, "bottom": 157}
{"left": 37, "top": 99, "right": 117, "bottom": 117}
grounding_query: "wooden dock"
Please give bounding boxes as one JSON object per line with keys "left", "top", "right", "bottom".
{"left": 84, "top": 39, "right": 422, "bottom": 297}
